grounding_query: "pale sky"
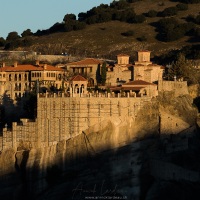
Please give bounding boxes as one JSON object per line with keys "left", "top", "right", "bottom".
{"left": 0, "top": 0, "right": 113, "bottom": 39}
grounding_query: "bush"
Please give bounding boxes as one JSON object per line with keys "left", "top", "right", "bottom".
{"left": 165, "top": 27, "right": 185, "bottom": 41}
{"left": 195, "top": 15, "right": 200, "bottom": 24}
{"left": 161, "top": 7, "right": 178, "bottom": 17}
{"left": 146, "top": 10, "right": 158, "bottom": 17}
{"left": 0, "top": 37, "right": 6, "bottom": 47}
{"left": 133, "top": 14, "right": 146, "bottom": 23}
{"left": 194, "top": 27, "right": 200, "bottom": 37}
{"left": 186, "top": 14, "right": 196, "bottom": 22}
{"left": 157, "top": 18, "right": 189, "bottom": 41}
{"left": 193, "top": 97, "right": 200, "bottom": 112}
{"left": 137, "top": 35, "right": 147, "bottom": 41}
{"left": 121, "top": 30, "right": 134, "bottom": 36}
{"left": 179, "top": 0, "right": 200, "bottom": 3}
{"left": 176, "top": 3, "right": 188, "bottom": 10}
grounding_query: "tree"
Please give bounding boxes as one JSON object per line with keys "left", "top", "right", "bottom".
{"left": 63, "top": 14, "right": 76, "bottom": 22}
{"left": 168, "top": 53, "right": 198, "bottom": 85}
{"left": 146, "top": 10, "right": 158, "bottom": 17}
{"left": 161, "top": 7, "right": 178, "bottom": 17}
{"left": 23, "top": 92, "right": 37, "bottom": 119}
{"left": 96, "top": 63, "right": 102, "bottom": 85}
{"left": 21, "top": 29, "right": 33, "bottom": 37}
{"left": 0, "top": 37, "right": 6, "bottom": 47}
{"left": 101, "top": 62, "right": 107, "bottom": 86}
{"left": 176, "top": 3, "right": 188, "bottom": 11}
{"left": 6, "top": 31, "right": 20, "bottom": 41}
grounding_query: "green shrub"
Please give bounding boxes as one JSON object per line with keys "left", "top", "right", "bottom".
{"left": 121, "top": 30, "right": 134, "bottom": 36}
{"left": 176, "top": 3, "right": 188, "bottom": 10}
{"left": 146, "top": 10, "right": 158, "bottom": 17}
{"left": 161, "top": 7, "right": 178, "bottom": 17}
{"left": 133, "top": 15, "right": 146, "bottom": 23}
{"left": 137, "top": 35, "right": 147, "bottom": 41}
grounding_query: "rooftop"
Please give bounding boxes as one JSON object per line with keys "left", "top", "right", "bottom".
{"left": 70, "top": 75, "right": 87, "bottom": 82}
{"left": 67, "top": 58, "right": 103, "bottom": 66}
{"left": 0, "top": 64, "right": 63, "bottom": 72}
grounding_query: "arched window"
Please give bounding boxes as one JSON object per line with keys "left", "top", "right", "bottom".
{"left": 15, "top": 83, "right": 17, "bottom": 91}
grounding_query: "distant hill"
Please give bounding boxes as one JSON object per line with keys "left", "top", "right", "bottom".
{"left": 2, "top": 0, "right": 200, "bottom": 63}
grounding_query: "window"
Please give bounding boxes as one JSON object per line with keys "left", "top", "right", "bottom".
{"left": 90, "top": 68, "right": 92, "bottom": 73}
{"left": 19, "top": 74, "right": 21, "bottom": 81}
{"left": 32, "top": 73, "right": 34, "bottom": 77}
{"left": 15, "top": 83, "right": 18, "bottom": 91}
{"left": 9, "top": 74, "right": 12, "bottom": 81}
{"left": 15, "top": 74, "right": 17, "bottom": 81}
{"left": 24, "top": 74, "right": 27, "bottom": 80}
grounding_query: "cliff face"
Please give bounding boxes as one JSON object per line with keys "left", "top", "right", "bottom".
{"left": 158, "top": 92, "right": 197, "bottom": 135}
{"left": 0, "top": 93, "right": 198, "bottom": 200}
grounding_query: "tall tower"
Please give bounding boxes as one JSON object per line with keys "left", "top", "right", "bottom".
{"left": 137, "top": 50, "right": 151, "bottom": 62}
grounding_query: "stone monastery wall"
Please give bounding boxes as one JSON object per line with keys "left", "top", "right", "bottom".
{"left": 0, "top": 95, "right": 152, "bottom": 152}
{"left": 158, "top": 80, "right": 188, "bottom": 96}
{"left": 0, "top": 80, "right": 190, "bottom": 152}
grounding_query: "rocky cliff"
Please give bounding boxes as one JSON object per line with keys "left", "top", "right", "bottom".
{"left": 0, "top": 92, "right": 198, "bottom": 200}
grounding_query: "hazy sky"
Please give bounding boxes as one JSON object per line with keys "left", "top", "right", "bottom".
{"left": 0, "top": 0, "right": 113, "bottom": 39}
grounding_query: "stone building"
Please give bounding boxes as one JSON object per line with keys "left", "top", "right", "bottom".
{"left": 110, "top": 80, "right": 158, "bottom": 97}
{"left": 0, "top": 61, "right": 65, "bottom": 101}
{"left": 134, "top": 50, "right": 164, "bottom": 83}
{"left": 107, "top": 54, "right": 133, "bottom": 86}
{"left": 66, "top": 58, "right": 103, "bottom": 87}
{"left": 69, "top": 75, "right": 88, "bottom": 97}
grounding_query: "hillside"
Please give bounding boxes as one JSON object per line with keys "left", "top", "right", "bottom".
{"left": 4, "top": 0, "right": 200, "bottom": 62}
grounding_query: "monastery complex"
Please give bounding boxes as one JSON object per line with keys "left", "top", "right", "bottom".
{"left": 0, "top": 50, "right": 165, "bottom": 101}
{"left": 0, "top": 50, "right": 191, "bottom": 152}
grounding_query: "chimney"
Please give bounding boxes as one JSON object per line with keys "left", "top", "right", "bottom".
{"left": 14, "top": 61, "right": 18, "bottom": 68}
{"left": 36, "top": 60, "right": 40, "bottom": 66}
{"left": 2, "top": 62, "right": 5, "bottom": 68}
{"left": 44, "top": 64, "right": 47, "bottom": 70}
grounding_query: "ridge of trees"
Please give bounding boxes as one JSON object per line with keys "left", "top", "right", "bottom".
{"left": 1, "top": 0, "right": 200, "bottom": 50}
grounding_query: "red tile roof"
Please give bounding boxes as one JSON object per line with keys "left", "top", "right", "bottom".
{"left": 0, "top": 64, "right": 63, "bottom": 72}
{"left": 122, "top": 86, "right": 144, "bottom": 91}
{"left": 68, "top": 58, "right": 102, "bottom": 66}
{"left": 70, "top": 75, "right": 87, "bottom": 82}
{"left": 122, "top": 80, "right": 156, "bottom": 86}
{"left": 38, "top": 64, "right": 64, "bottom": 71}
{"left": 110, "top": 86, "right": 144, "bottom": 91}
{"left": 0, "top": 65, "right": 41, "bottom": 72}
